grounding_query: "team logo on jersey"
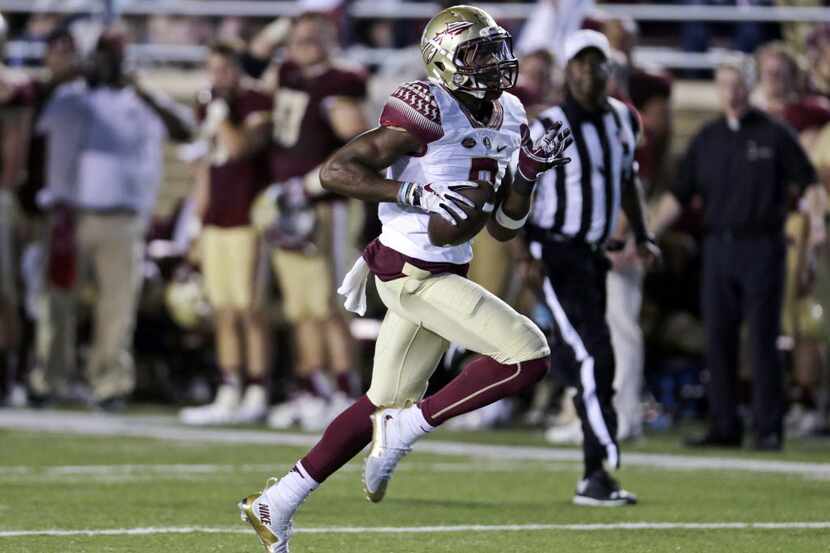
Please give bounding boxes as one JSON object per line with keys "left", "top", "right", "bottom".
{"left": 462, "top": 136, "right": 476, "bottom": 148}
{"left": 483, "top": 137, "right": 492, "bottom": 149}
{"left": 432, "top": 21, "right": 474, "bottom": 45}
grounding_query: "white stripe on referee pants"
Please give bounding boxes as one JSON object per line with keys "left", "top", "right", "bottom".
{"left": 542, "top": 277, "right": 618, "bottom": 469}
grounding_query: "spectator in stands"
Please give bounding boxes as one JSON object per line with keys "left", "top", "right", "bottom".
{"left": 512, "top": 49, "right": 560, "bottom": 120}
{"left": 178, "top": 41, "right": 274, "bottom": 425}
{"left": 752, "top": 42, "right": 830, "bottom": 142}
{"left": 629, "top": 71, "right": 673, "bottom": 194}
{"left": 36, "top": 30, "right": 193, "bottom": 411}
{"left": 602, "top": 16, "right": 638, "bottom": 100}
{"left": 652, "top": 56, "right": 824, "bottom": 450}
{"left": 6, "top": 11, "right": 61, "bottom": 66}
{"left": 0, "top": 14, "right": 34, "bottom": 406}
{"left": 680, "top": 0, "right": 769, "bottom": 61}
{"left": 516, "top": 0, "right": 595, "bottom": 65}
{"left": 806, "top": 25, "right": 830, "bottom": 102}
{"left": 240, "top": 13, "right": 370, "bottom": 430}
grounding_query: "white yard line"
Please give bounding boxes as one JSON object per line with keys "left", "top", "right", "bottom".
{"left": 2, "top": 408, "right": 830, "bottom": 477}
{"left": 2, "top": 522, "right": 830, "bottom": 538}
{"left": 0, "top": 461, "right": 576, "bottom": 482}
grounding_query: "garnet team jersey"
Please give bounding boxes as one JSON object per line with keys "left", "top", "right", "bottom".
{"left": 269, "top": 61, "right": 367, "bottom": 183}
{"left": 196, "top": 84, "right": 273, "bottom": 227}
{"left": 376, "top": 80, "right": 526, "bottom": 264}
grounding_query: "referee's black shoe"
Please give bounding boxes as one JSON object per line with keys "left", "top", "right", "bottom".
{"left": 573, "top": 470, "right": 637, "bottom": 507}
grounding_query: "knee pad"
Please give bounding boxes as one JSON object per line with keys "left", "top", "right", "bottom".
{"left": 499, "top": 318, "right": 551, "bottom": 365}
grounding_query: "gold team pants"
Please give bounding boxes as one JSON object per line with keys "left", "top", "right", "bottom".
{"left": 366, "top": 263, "right": 550, "bottom": 407}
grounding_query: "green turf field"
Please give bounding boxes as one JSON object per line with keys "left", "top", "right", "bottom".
{"left": 1, "top": 412, "right": 830, "bottom": 552}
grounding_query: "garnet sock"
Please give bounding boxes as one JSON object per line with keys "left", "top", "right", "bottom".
{"left": 300, "top": 394, "right": 376, "bottom": 483}
{"left": 420, "top": 356, "right": 549, "bottom": 426}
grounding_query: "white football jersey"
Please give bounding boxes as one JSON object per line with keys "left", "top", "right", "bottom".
{"left": 376, "top": 80, "right": 526, "bottom": 264}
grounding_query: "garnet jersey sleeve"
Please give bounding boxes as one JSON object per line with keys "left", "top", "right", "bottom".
{"left": 321, "top": 68, "right": 367, "bottom": 100}
{"left": 379, "top": 81, "right": 444, "bottom": 146}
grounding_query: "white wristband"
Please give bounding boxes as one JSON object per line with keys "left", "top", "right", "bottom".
{"left": 495, "top": 203, "right": 528, "bottom": 230}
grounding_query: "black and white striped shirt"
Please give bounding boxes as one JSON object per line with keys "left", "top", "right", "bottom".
{"left": 528, "top": 95, "right": 640, "bottom": 245}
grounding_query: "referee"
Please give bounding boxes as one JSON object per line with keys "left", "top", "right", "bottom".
{"left": 526, "top": 30, "right": 658, "bottom": 506}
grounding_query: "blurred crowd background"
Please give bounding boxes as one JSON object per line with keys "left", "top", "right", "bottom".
{"left": 1, "top": 0, "right": 829, "bottom": 448}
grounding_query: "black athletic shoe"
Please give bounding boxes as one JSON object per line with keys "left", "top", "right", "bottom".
{"left": 752, "top": 433, "right": 783, "bottom": 451}
{"left": 573, "top": 470, "right": 637, "bottom": 507}
{"left": 684, "top": 431, "right": 742, "bottom": 448}
{"left": 94, "top": 396, "right": 127, "bottom": 413}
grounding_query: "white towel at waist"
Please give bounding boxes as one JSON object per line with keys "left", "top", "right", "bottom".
{"left": 337, "top": 256, "right": 370, "bottom": 316}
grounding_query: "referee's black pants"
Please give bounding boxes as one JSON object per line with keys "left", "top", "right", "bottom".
{"left": 702, "top": 233, "right": 786, "bottom": 441}
{"left": 539, "top": 240, "right": 619, "bottom": 477}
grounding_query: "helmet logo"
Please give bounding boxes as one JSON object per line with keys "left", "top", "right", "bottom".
{"left": 432, "top": 21, "right": 473, "bottom": 45}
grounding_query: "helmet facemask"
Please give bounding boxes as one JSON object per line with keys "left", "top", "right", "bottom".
{"left": 452, "top": 32, "right": 518, "bottom": 94}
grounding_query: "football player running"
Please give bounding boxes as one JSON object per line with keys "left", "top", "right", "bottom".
{"left": 239, "top": 6, "right": 571, "bottom": 552}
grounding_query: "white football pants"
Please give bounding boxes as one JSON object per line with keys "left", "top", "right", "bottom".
{"left": 607, "top": 265, "right": 645, "bottom": 439}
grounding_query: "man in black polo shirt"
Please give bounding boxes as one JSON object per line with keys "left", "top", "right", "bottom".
{"left": 652, "top": 57, "right": 823, "bottom": 451}
{"left": 526, "top": 30, "right": 659, "bottom": 506}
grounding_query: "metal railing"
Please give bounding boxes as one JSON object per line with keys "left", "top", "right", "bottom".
{"left": 4, "top": 40, "right": 752, "bottom": 71}
{"left": 0, "top": 0, "right": 828, "bottom": 22}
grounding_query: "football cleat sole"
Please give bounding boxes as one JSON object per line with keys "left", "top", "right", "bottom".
{"left": 363, "top": 410, "right": 392, "bottom": 503}
{"left": 238, "top": 493, "right": 282, "bottom": 552}
{"left": 362, "top": 459, "right": 387, "bottom": 504}
{"left": 572, "top": 494, "right": 635, "bottom": 507}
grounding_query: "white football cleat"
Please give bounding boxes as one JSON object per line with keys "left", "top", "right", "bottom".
{"left": 179, "top": 384, "right": 240, "bottom": 426}
{"left": 236, "top": 384, "right": 269, "bottom": 424}
{"left": 267, "top": 394, "right": 308, "bottom": 429}
{"left": 239, "top": 478, "right": 294, "bottom": 553}
{"left": 363, "top": 408, "right": 412, "bottom": 503}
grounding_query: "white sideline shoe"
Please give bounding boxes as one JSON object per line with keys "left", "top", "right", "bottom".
{"left": 239, "top": 478, "right": 295, "bottom": 553}
{"left": 235, "top": 385, "right": 269, "bottom": 424}
{"left": 268, "top": 394, "right": 309, "bottom": 429}
{"left": 179, "top": 384, "right": 240, "bottom": 426}
{"left": 297, "top": 395, "right": 332, "bottom": 432}
{"left": 544, "top": 419, "right": 583, "bottom": 445}
{"left": 445, "top": 399, "right": 513, "bottom": 431}
{"left": 327, "top": 391, "right": 355, "bottom": 419}
{"left": 363, "top": 408, "right": 412, "bottom": 503}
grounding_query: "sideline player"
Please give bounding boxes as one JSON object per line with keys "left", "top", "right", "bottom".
{"left": 179, "top": 40, "right": 273, "bottom": 425}
{"left": 242, "top": 13, "right": 370, "bottom": 428}
{"left": 238, "top": 6, "right": 571, "bottom": 552}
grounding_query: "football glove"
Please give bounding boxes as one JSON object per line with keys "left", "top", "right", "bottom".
{"left": 397, "top": 180, "right": 478, "bottom": 226}
{"left": 517, "top": 121, "right": 573, "bottom": 182}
